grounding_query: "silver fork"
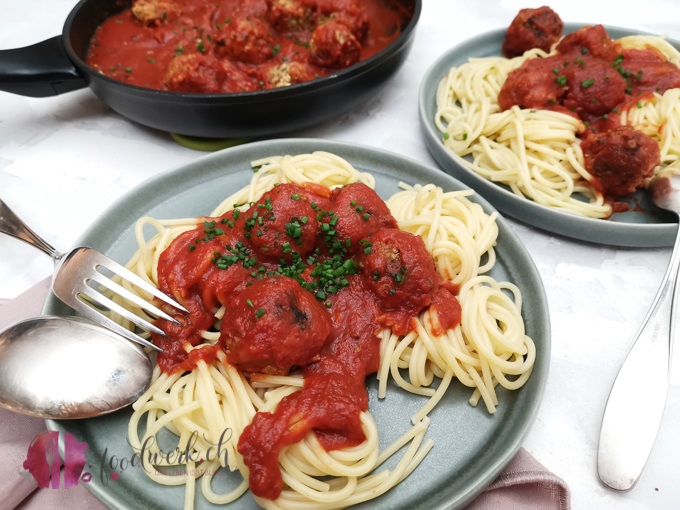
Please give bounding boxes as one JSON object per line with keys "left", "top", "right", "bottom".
{"left": 0, "top": 198, "right": 188, "bottom": 351}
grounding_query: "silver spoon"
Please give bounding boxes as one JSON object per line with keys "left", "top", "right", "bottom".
{"left": 597, "top": 173, "right": 680, "bottom": 490}
{"left": 0, "top": 315, "right": 152, "bottom": 419}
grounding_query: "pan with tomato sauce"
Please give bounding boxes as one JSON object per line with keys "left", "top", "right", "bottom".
{"left": 0, "top": 0, "right": 420, "bottom": 137}
{"left": 87, "top": 0, "right": 408, "bottom": 94}
{"left": 151, "top": 181, "right": 461, "bottom": 499}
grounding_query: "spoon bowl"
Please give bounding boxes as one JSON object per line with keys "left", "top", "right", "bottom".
{"left": 0, "top": 316, "right": 152, "bottom": 419}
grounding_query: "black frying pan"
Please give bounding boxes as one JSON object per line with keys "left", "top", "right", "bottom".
{"left": 0, "top": 0, "right": 420, "bottom": 138}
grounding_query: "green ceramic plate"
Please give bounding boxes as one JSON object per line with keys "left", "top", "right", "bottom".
{"left": 419, "top": 24, "right": 679, "bottom": 247}
{"left": 45, "top": 139, "right": 550, "bottom": 510}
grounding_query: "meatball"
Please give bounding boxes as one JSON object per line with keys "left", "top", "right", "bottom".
{"left": 221, "top": 276, "right": 333, "bottom": 375}
{"left": 328, "top": 183, "right": 397, "bottom": 255}
{"left": 157, "top": 229, "right": 225, "bottom": 301}
{"left": 265, "top": 62, "right": 311, "bottom": 87}
{"left": 556, "top": 24, "right": 618, "bottom": 61}
{"left": 246, "top": 183, "right": 320, "bottom": 263}
{"left": 214, "top": 17, "right": 275, "bottom": 65}
{"left": 621, "top": 48, "right": 680, "bottom": 95}
{"left": 164, "top": 54, "right": 225, "bottom": 93}
{"left": 131, "top": 0, "right": 179, "bottom": 26}
{"left": 498, "top": 56, "right": 567, "bottom": 110}
{"left": 581, "top": 126, "right": 660, "bottom": 198}
{"left": 562, "top": 57, "right": 626, "bottom": 117}
{"left": 317, "top": 0, "right": 369, "bottom": 41}
{"left": 309, "top": 21, "right": 361, "bottom": 69}
{"left": 267, "top": 0, "right": 316, "bottom": 32}
{"left": 502, "top": 6, "right": 564, "bottom": 57}
{"left": 358, "top": 229, "right": 438, "bottom": 317}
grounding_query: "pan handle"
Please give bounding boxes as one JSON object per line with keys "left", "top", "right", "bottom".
{"left": 0, "top": 36, "right": 87, "bottom": 97}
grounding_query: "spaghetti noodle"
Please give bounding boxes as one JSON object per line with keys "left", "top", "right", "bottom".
{"left": 115, "top": 151, "right": 534, "bottom": 509}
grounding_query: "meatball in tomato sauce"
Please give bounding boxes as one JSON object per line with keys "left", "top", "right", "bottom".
{"left": 620, "top": 47, "right": 680, "bottom": 94}
{"left": 247, "top": 183, "right": 321, "bottom": 263}
{"left": 265, "top": 62, "right": 312, "bottom": 87}
{"left": 562, "top": 58, "right": 626, "bottom": 118}
{"left": 267, "top": 0, "right": 317, "bottom": 32}
{"left": 555, "top": 24, "right": 618, "bottom": 61}
{"left": 309, "top": 21, "right": 361, "bottom": 69}
{"left": 131, "top": 0, "right": 179, "bottom": 26}
{"left": 317, "top": 0, "right": 369, "bottom": 41}
{"left": 214, "top": 17, "right": 275, "bottom": 65}
{"left": 329, "top": 183, "right": 398, "bottom": 255}
{"left": 164, "top": 54, "right": 226, "bottom": 93}
{"left": 581, "top": 126, "right": 661, "bottom": 198}
{"left": 498, "top": 57, "right": 568, "bottom": 111}
{"left": 359, "top": 229, "right": 438, "bottom": 333}
{"left": 221, "top": 276, "right": 332, "bottom": 375}
{"left": 502, "top": 6, "right": 563, "bottom": 58}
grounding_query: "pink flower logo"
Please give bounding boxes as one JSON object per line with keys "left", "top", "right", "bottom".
{"left": 23, "top": 430, "right": 89, "bottom": 489}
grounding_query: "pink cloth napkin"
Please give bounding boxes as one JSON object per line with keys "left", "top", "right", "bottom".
{"left": 0, "top": 279, "right": 570, "bottom": 510}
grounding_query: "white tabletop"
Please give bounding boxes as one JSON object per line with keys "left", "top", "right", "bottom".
{"left": 1, "top": 1, "right": 679, "bottom": 509}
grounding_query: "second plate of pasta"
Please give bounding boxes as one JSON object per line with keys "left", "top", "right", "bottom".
{"left": 419, "top": 23, "right": 680, "bottom": 247}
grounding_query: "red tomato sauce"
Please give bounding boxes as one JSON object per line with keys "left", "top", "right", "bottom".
{"left": 499, "top": 24, "right": 680, "bottom": 122}
{"left": 151, "top": 182, "right": 461, "bottom": 499}
{"left": 86, "top": 0, "right": 407, "bottom": 93}
{"left": 499, "top": 21, "right": 680, "bottom": 202}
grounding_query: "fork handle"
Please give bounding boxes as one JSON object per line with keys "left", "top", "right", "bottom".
{"left": 0, "top": 199, "right": 61, "bottom": 260}
{"left": 597, "top": 229, "right": 678, "bottom": 491}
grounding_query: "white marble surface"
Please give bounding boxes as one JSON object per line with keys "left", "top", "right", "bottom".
{"left": 1, "top": 1, "right": 679, "bottom": 509}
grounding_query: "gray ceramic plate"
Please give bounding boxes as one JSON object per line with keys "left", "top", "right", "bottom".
{"left": 45, "top": 139, "right": 550, "bottom": 510}
{"left": 419, "top": 24, "right": 679, "bottom": 247}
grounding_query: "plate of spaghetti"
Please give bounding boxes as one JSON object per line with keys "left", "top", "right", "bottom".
{"left": 45, "top": 139, "right": 548, "bottom": 510}
{"left": 420, "top": 8, "right": 680, "bottom": 247}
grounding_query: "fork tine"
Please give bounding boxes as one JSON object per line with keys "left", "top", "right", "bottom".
{"left": 88, "top": 271, "right": 181, "bottom": 325}
{"left": 91, "top": 252, "right": 189, "bottom": 314}
{"left": 69, "top": 294, "right": 161, "bottom": 352}
{"left": 79, "top": 285, "right": 167, "bottom": 338}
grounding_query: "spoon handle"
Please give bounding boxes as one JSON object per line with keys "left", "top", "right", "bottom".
{"left": 597, "top": 230, "right": 678, "bottom": 491}
{"left": 0, "top": 199, "right": 60, "bottom": 259}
